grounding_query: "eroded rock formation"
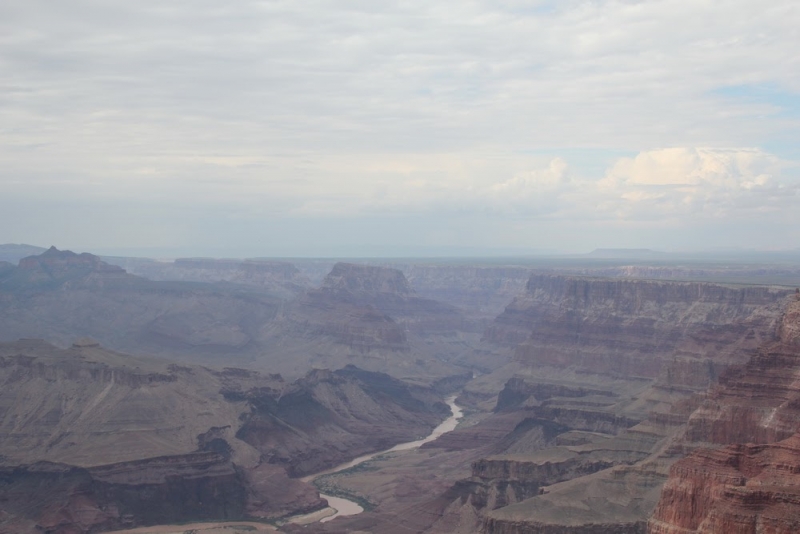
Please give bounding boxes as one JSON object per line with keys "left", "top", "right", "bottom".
{"left": 648, "top": 300, "right": 800, "bottom": 534}
{"left": 374, "top": 276, "right": 791, "bottom": 534}
{"left": 650, "top": 436, "right": 800, "bottom": 534}
{"left": 0, "top": 340, "right": 451, "bottom": 532}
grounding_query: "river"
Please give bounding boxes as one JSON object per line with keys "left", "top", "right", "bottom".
{"left": 297, "top": 395, "right": 463, "bottom": 523}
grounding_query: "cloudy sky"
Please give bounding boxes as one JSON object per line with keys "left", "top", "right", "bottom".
{"left": 1, "top": 0, "right": 799, "bottom": 257}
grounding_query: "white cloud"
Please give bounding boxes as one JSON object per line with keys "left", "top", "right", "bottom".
{"left": 1, "top": 1, "right": 800, "bottom": 252}
{"left": 597, "top": 147, "right": 798, "bottom": 220}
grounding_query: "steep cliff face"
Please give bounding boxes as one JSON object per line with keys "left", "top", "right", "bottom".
{"left": 648, "top": 300, "right": 800, "bottom": 534}
{"left": 0, "top": 453, "right": 247, "bottom": 534}
{"left": 236, "top": 365, "right": 449, "bottom": 477}
{"left": 403, "top": 278, "right": 791, "bottom": 534}
{"left": 650, "top": 436, "right": 800, "bottom": 534}
{"left": 487, "top": 274, "right": 789, "bottom": 380}
{"left": 401, "top": 264, "right": 533, "bottom": 319}
{"left": 679, "top": 300, "right": 800, "bottom": 447}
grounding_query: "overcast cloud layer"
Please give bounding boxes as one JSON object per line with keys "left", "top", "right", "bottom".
{"left": 1, "top": 0, "right": 799, "bottom": 256}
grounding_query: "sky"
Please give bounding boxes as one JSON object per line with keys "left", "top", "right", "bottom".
{"left": 1, "top": 0, "right": 799, "bottom": 257}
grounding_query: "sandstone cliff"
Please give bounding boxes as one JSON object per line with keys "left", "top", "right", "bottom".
{"left": 487, "top": 274, "right": 789, "bottom": 380}
{"left": 650, "top": 435, "right": 800, "bottom": 534}
{"left": 648, "top": 300, "right": 800, "bottom": 534}
{"left": 380, "top": 276, "right": 791, "bottom": 534}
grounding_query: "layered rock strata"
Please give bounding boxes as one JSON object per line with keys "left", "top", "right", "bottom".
{"left": 236, "top": 365, "right": 449, "bottom": 477}
{"left": 650, "top": 436, "right": 800, "bottom": 534}
{"left": 0, "top": 340, "right": 450, "bottom": 532}
{"left": 102, "top": 256, "right": 312, "bottom": 299}
{"left": 0, "top": 249, "right": 478, "bottom": 380}
{"left": 487, "top": 274, "right": 789, "bottom": 379}
{"left": 405, "top": 277, "right": 791, "bottom": 533}
{"left": 648, "top": 300, "right": 800, "bottom": 534}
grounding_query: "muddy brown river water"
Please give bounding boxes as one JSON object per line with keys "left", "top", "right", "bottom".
{"left": 296, "top": 395, "right": 464, "bottom": 524}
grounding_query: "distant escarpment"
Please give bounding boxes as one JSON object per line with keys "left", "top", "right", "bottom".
{"left": 486, "top": 274, "right": 789, "bottom": 379}
{"left": 260, "top": 262, "right": 479, "bottom": 378}
{"left": 297, "top": 262, "right": 470, "bottom": 337}
{"left": 0, "top": 340, "right": 450, "bottom": 532}
{"left": 0, "top": 250, "right": 478, "bottom": 380}
{"left": 400, "top": 264, "right": 534, "bottom": 319}
{"left": 0, "top": 248, "right": 284, "bottom": 364}
{"left": 108, "top": 256, "right": 312, "bottom": 299}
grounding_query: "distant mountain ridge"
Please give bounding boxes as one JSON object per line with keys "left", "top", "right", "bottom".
{"left": 0, "top": 243, "right": 47, "bottom": 264}
{"left": 0, "top": 248, "right": 481, "bottom": 381}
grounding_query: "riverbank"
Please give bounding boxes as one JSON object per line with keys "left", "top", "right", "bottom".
{"left": 286, "top": 395, "right": 464, "bottom": 525}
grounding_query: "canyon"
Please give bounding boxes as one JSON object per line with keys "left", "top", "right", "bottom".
{"left": 2, "top": 245, "right": 800, "bottom": 533}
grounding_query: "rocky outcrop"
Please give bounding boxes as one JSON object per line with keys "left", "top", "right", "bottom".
{"left": 261, "top": 262, "right": 477, "bottom": 377}
{"left": 236, "top": 365, "right": 449, "bottom": 477}
{"left": 649, "top": 435, "right": 800, "bottom": 534}
{"left": 648, "top": 300, "right": 800, "bottom": 534}
{"left": 486, "top": 274, "right": 789, "bottom": 380}
{"left": 678, "top": 301, "right": 800, "bottom": 447}
{"left": 297, "top": 262, "right": 469, "bottom": 338}
{"left": 0, "top": 340, "right": 455, "bottom": 531}
{"left": 0, "top": 452, "right": 247, "bottom": 534}
{"left": 9, "top": 246, "right": 129, "bottom": 288}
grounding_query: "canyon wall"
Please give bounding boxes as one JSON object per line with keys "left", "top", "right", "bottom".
{"left": 0, "top": 340, "right": 450, "bottom": 532}
{"left": 488, "top": 274, "right": 789, "bottom": 379}
{"left": 0, "top": 250, "right": 480, "bottom": 380}
{"left": 648, "top": 299, "right": 800, "bottom": 534}
{"left": 402, "top": 276, "right": 793, "bottom": 534}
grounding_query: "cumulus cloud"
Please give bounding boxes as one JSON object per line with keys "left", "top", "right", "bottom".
{"left": 1, "top": 1, "right": 799, "bottom": 253}
{"left": 597, "top": 147, "right": 798, "bottom": 220}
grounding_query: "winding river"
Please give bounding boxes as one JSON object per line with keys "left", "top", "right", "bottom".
{"left": 298, "top": 395, "right": 464, "bottom": 523}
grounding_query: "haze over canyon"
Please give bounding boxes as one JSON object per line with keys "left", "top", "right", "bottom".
{"left": 1, "top": 244, "right": 800, "bottom": 533}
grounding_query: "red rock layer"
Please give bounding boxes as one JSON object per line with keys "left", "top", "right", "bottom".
{"left": 649, "top": 300, "right": 800, "bottom": 534}
{"left": 682, "top": 301, "right": 800, "bottom": 447}
{"left": 650, "top": 435, "right": 800, "bottom": 534}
